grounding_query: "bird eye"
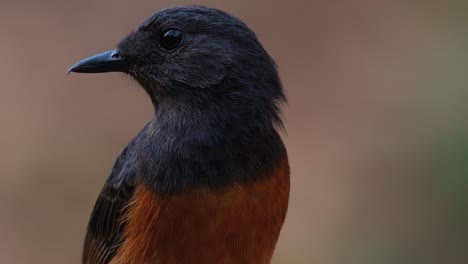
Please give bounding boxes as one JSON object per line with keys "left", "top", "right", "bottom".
{"left": 160, "top": 29, "right": 183, "bottom": 51}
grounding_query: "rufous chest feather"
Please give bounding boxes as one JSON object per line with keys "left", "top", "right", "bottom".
{"left": 111, "top": 157, "right": 290, "bottom": 264}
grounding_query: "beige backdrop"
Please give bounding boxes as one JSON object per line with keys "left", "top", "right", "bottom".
{"left": 1, "top": 0, "right": 467, "bottom": 263}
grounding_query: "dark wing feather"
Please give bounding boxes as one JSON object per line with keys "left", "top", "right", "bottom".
{"left": 82, "top": 124, "right": 148, "bottom": 264}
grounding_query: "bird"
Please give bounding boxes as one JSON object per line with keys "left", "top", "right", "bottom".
{"left": 68, "top": 5, "right": 289, "bottom": 264}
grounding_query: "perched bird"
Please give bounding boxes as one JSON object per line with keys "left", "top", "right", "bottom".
{"left": 68, "top": 6, "right": 289, "bottom": 264}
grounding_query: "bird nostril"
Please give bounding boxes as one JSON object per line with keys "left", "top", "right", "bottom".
{"left": 111, "top": 52, "right": 122, "bottom": 59}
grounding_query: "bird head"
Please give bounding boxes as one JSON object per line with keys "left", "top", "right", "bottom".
{"left": 69, "top": 6, "right": 284, "bottom": 129}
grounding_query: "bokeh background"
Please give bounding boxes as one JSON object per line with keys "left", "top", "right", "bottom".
{"left": 1, "top": 0, "right": 467, "bottom": 263}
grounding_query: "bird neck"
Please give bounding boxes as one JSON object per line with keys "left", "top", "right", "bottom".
{"left": 137, "top": 85, "right": 286, "bottom": 195}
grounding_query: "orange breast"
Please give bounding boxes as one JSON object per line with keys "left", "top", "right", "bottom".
{"left": 111, "top": 157, "right": 290, "bottom": 264}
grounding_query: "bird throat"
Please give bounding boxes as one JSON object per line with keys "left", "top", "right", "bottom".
{"left": 135, "top": 88, "right": 286, "bottom": 196}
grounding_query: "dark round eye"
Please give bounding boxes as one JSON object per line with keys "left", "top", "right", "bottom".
{"left": 160, "top": 28, "right": 183, "bottom": 51}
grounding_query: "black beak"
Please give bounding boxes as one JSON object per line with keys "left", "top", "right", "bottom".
{"left": 67, "top": 49, "right": 128, "bottom": 74}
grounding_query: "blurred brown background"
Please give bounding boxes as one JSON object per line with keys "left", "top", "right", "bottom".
{"left": 1, "top": 0, "right": 467, "bottom": 263}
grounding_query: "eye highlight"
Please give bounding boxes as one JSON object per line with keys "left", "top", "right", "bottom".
{"left": 159, "top": 28, "right": 183, "bottom": 51}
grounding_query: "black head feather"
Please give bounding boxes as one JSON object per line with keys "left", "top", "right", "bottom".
{"left": 117, "top": 6, "right": 285, "bottom": 124}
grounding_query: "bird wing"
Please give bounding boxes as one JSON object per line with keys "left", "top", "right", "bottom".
{"left": 82, "top": 124, "right": 148, "bottom": 264}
